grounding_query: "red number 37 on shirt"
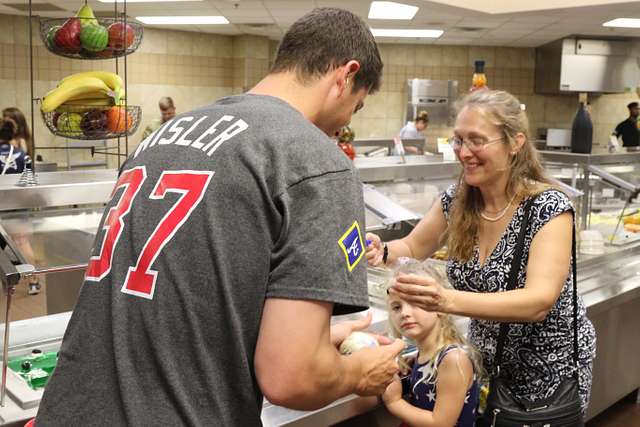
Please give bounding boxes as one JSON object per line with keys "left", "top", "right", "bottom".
{"left": 85, "top": 166, "right": 214, "bottom": 300}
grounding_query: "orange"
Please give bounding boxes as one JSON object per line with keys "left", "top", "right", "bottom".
{"left": 106, "top": 106, "right": 132, "bottom": 133}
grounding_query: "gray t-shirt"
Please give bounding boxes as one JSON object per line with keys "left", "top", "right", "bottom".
{"left": 36, "top": 94, "right": 369, "bottom": 426}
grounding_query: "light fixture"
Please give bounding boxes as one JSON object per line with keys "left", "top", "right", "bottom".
{"left": 136, "top": 16, "right": 229, "bottom": 25}
{"left": 370, "top": 28, "right": 443, "bottom": 38}
{"left": 368, "top": 1, "right": 419, "bottom": 20}
{"left": 602, "top": 18, "right": 640, "bottom": 28}
{"left": 99, "top": 0, "right": 202, "bottom": 2}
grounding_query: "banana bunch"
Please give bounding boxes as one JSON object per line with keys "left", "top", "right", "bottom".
{"left": 41, "top": 71, "right": 126, "bottom": 113}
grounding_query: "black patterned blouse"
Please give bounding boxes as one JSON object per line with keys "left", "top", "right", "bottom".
{"left": 440, "top": 185, "right": 596, "bottom": 412}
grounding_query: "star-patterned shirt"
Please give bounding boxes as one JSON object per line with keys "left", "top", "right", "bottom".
{"left": 0, "top": 143, "right": 27, "bottom": 174}
{"left": 404, "top": 345, "right": 479, "bottom": 427}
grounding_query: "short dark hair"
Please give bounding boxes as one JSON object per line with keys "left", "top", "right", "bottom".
{"left": 0, "top": 118, "right": 17, "bottom": 143}
{"left": 159, "top": 97, "right": 174, "bottom": 110}
{"left": 271, "top": 8, "right": 383, "bottom": 94}
{"left": 627, "top": 102, "right": 638, "bottom": 110}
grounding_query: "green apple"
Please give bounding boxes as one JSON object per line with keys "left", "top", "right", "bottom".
{"left": 57, "top": 112, "right": 83, "bottom": 134}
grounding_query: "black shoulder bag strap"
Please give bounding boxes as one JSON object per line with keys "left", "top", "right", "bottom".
{"left": 493, "top": 193, "right": 579, "bottom": 375}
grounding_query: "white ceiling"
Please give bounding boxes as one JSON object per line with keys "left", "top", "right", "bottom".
{"left": 1, "top": 0, "right": 640, "bottom": 47}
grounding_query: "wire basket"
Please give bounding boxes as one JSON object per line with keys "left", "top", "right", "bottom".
{"left": 42, "top": 105, "right": 142, "bottom": 140}
{"left": 40, "top": 17, "right": 143, "bottom": 60}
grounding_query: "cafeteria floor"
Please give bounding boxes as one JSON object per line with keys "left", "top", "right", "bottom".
{"left": 587, "top": 391, "right": 640, "bottom": 427}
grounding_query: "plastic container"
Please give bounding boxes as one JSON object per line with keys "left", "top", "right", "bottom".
{"left": 470, "top": 60, "right": 488, "bottom": 91}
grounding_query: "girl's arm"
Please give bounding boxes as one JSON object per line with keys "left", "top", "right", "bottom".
{"left": 367, "top": 199, "right": 448, "bottom": 267}
{"left": 391, "top": 212, "right": 572, "bottom": 323}
{"left": 383, "top": 349, "right": 473, "bottom": 427}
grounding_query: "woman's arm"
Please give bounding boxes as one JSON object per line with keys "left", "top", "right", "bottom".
{"left": 391, "top": 212, "right": 572, "bottom": 323}
{"left": 366, "top": 199, "right": 448, "bottom": 266}
{"left": 384, "top": 349, "right": 473, "bottom": 427}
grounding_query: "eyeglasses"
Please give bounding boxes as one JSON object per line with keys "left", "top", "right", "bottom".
{"left": 450, "top": 135, "right": 504, "bottom": 153}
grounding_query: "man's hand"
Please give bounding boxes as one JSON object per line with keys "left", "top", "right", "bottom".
{"left": 352, "top": 339, "right": 406, "bottom": 396}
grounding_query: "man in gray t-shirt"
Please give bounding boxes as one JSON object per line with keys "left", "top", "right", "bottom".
{"left": 36, "top": 8, "right": 404, "bottom": 426}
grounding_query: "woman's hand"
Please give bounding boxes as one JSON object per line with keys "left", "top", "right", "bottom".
{"left": 389, "top": 273, "right": 454, "bottom": 313}
{"left": 381, "top": 375, "right": 403, "bottom": 406}
{"left": 330, "top": 311, "right": 393, "bottom": 348}
{"left": 365, "top": 233, "right": 384, "bottom": 267}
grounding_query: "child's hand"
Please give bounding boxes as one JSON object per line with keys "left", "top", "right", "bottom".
{"left": 389, "top": 273, "right": 454, "bottom": 313}
{"left": 365, "top": 233, "right": 384, "bottom": 266}
{"left": 381, "top": 375, "right": 403, "bottom": 406}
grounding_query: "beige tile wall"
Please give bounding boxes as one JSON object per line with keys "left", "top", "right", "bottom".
{"left": 352, "top": 43, "right": 628, "bottom": 150}
{"left": 350, "top": 44, "right": 542, "bottom": 144}
{"left": 0, "top": 14, "right": 236, "bottom": 169}
{"left": 1, "top": 12, "right": 632, "bottom": 171}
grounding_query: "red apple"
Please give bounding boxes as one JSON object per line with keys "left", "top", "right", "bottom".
{"left": 107, "top": 22, "right": 135, "bottom": 50}
{"left": 54, "top": 17, "right": 82, "bottom": 53}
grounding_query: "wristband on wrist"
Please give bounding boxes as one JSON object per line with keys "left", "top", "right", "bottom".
{"left": 382, "top": 243, "right": 389, "bottom": 265}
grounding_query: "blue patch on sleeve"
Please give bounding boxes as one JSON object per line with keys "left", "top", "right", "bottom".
{"left": 338, "top": 221, "right": 365, "bottom": 272}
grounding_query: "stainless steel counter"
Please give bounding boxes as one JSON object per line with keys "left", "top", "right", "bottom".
{"left": 1, "top": 160, "right": 639, "bottom": 425}
{"left": 260, "top": 240, "right": 640, "bottom": 426}
{"left": 4, "top": 239, "right": 638, "bottom": 425}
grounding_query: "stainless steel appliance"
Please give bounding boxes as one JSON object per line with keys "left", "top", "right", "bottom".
{"left": 546, "top": 128, "right": 572, "bottom": 148}
{"left": 535, "top": 38, "right": 640, "bottom": 94}
{"left": 405, "top": 79, "right": 458, "bottom": 126}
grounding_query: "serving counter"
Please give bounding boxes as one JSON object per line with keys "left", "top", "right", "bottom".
{"left": 0, "top": 154, "right": 639, "bottom": 425}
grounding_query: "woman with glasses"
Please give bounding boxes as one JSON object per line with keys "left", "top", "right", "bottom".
{"left": 366, "top": 90, "right": 596, "bottom": 418}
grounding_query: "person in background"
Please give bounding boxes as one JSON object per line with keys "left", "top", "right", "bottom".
{"left": 2, "top": 107, "right": 31, "bottom": 155}
{"left": 0, "top": 118, "right": 27, "bottom": 175}
{"left": 35, "top": 8, "right": 404, "bottom": 426}
{"left": 398, "top": 111, "right": 428, "bottom": 154}
{"left": 613, "top": 102, "right": 639, "bottom": 148}
{"left": 382, "top": 260, "right": 481, "bottom": 427}
{"left": 367, "top": 90, "right": 595, "bottom": 417}
{"left": 0, "top": 116, "right": 41, "bottom": 295}
{"left": 400, "top": 111, "right": 429, "bottom": 140}
{"left": 140, "top": 96, "right": 176, "bottom": 141}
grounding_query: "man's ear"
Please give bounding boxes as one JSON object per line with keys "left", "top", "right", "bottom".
{"left": 338, "top": 60, "right": 361, "bottom": 95}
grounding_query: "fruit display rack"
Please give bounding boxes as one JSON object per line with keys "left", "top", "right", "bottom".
{"left": 40, "top": 17, "right": 143, "bottom": 60}
{"left": 42, "top": 105, "right": 141, "bottom": 140}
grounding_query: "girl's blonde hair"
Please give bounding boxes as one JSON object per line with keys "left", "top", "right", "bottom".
{"left": 448, "top": 90, "right": 551, "bottom": 262}
{"left": 386, "top": 259, "right": 483, "bottom": 379}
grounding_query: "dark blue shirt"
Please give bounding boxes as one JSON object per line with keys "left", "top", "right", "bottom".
{"left": 0, "top": 143, "right": 28, "bottom": 174}
{"left": 406, "top": 344, "right": 479, "bottom": 427}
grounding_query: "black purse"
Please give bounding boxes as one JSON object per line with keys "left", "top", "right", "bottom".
{"left": 478, "top": 195, "right": 584, "bottom": 427}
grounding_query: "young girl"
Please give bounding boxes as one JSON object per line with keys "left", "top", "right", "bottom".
{"left": 0, "top": 118, "right": 28, "bottom": 175}
{"left": 383, "top": 260, "right": 481, "bottom": 427}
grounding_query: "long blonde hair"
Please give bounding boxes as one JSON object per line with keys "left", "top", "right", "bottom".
{"left": 386, "top": 259, "right": 483, "bottom": 379}
{"left": 448, "top": 90, "right": 551, "bottom": 262}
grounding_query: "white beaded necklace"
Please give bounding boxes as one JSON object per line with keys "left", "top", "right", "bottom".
{"left": 480, "top": 194, "right": 517, "bottom": 222}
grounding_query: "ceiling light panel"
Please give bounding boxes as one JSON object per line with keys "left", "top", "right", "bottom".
{"left": 370, "top": 28, "right": 442, "bottom": 38}
{"left": 136, "top": 16, "right": 229, "bottom": 24}
{"left": 602, "top": 18, "right": 640, "bottom": 28}
{"left": 99, "top": 0, "right": 202, "bottom": 2}
{"left": 368, "top": 1, "right": 418, "bottom": 20}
